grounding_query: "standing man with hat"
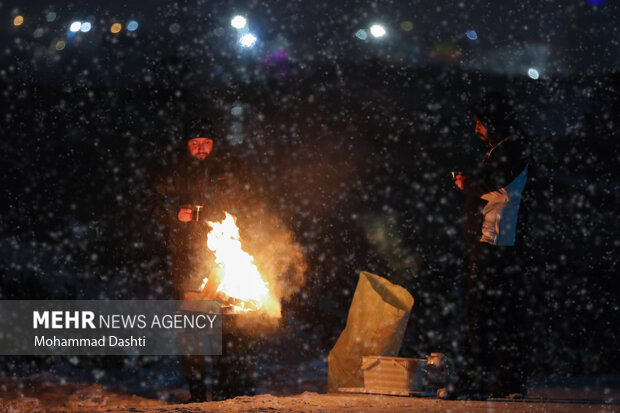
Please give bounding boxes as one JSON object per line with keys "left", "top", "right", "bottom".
{"left": 147, "top": 118, "right": 230, "bottom": 402}
{"left": 446, "top": 93, "right": 531, "bottom": 400}
{"left": 149, "top": 119, "right": 228, "bottom": 301}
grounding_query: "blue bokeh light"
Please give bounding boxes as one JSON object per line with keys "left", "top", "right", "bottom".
{"left": 527, "top": 68, "right": 540, "bottom": 80}
{"left": 466, "top": 30, "right": 478, "bottom": 40}
{"left": 355, "top": 29, "right": 368, "bottom": 41}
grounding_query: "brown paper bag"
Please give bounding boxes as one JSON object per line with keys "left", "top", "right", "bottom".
{"left": 327, "top": 271, "right": 414, "bottom": 392}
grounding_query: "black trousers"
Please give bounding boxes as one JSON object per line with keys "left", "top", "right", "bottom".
{"left": 169, "top": 224, "right": 213, "bottom": 301}
{"left": 170, "top": 230, "right": 258, "bottom": 401}
{"left": 169, "top": 224, "right": 215, "bottom": 400}
{"left": 180, "top": 333, "right": 258, "bottom": 401}
{"left": 461, "top": 242, "right": 530, "bottom": 395}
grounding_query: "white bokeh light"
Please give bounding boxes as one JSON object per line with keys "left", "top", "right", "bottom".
{"left": 69, "top": 21, "right": 82, "bottom": 32}
{"left": 370, "top": 24, "right": 386, "bottom": 38}
{"left": 239, "top": 33, "right": 257, "bottom": 47}
{"left": 527, "top": 68, "right": 540, "bottom": 80}
{"left": 231, "top": 15, "right": 247, "bottom": 30}
{"left": 80, "top": 22, "right": 92, "bottom": 32}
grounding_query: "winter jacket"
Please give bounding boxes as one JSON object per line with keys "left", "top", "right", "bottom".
{"left": 462, "top": 135, "right": 529, "bottom": 246}
{"left": 147, "top": 153, "right": 245, "bottom": 231}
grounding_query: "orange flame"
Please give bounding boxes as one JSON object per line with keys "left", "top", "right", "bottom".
{"left": 204, "top": 212, "right": 281, "bottom": 318}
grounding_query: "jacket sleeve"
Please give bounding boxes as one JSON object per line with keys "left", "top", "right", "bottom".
{"left": 146, "top": 171, "right": 179, "bottom": 225}
{"left": 462, "top": 139, "right": 528, "bottom": 197}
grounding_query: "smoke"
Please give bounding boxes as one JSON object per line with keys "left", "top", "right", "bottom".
{"left": 237, "top": 201, "right": 307, "bottom": 304}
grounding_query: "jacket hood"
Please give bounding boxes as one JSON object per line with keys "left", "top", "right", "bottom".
{"left": 470, "top": 92, "right": 521, "bottom": 145}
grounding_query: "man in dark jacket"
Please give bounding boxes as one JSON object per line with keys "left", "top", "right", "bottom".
{"left": 148, "top": 119, "right": 235, "bottom": 402}
{"left": 447, "top": 93, "right": 530, "bottom": 399}
{"left": 148, "top": 120, "right": 237, "bottom": 300}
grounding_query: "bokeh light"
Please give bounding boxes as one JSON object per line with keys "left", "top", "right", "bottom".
{"left": 127, "top": 20, "right": 139, "bottom": 31}
{"left": 466, "top": 30, "right": 478, "bottom": 40}
{"left": 46, "top": 12, "right": 56, "bottom": 22}
{"left": 69, "top": 21, "right": 82, "bottom": 32}
{"left": 355, "top": 29, "right": 368, "bottom": 40}
{"left": 231, "top": 104, "right": 243, "bottom": 116}
{"left": 169, "top": 23, "right": 180, "bottom": 34}
{"left": 527, "top": 68, "right": 540, "bottom": 80}
{"left": 55, "top": 40, "right": 66, "bottom": 51}
{"left": 80, "top": 22, "right": 92, "bottom": 32}
{"left": 110, "top": 23, "right": 122, "bottom": 34}
{"left": 231, "top": 15, "right": 247, "bottom": 30}
{"left": 370, "top": 24, "right": 386, "bottom": 38}
{"left": 13, "top": 16, "right": 24, "bottom": 26}
{"left": 400, "top": 21, "right": 413, "bottom": 32}
{"left": 239, "top": 33, "right": 257, "bottom": 47}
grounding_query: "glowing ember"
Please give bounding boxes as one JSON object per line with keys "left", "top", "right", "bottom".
{"left": 204, "top": 212, "right": 280, "bottom": 317}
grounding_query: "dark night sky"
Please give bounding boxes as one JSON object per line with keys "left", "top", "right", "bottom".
{"left": 2, "top": 0, "right": 618, "bottom": 79}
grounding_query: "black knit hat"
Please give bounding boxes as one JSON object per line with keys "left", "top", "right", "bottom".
{"left": 469, "top": 92, "right": 521, "bottom": 141}
{"left": 184, "top": 118, "right": 218, "bottom": 141}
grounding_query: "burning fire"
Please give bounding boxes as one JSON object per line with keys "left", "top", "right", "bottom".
{"left": 201, "top": 212, "right": 281, "bottom": 318}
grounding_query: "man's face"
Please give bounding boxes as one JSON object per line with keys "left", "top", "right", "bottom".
{"left": 187, "top": 137, "right": 213, "bottom": 160}
{"left": 474, "top": 116, "right": 489, "bottom": 143}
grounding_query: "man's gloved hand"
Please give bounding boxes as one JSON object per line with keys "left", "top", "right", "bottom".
{"left": 178, "top": 205, "right": 194, "bottom": 222}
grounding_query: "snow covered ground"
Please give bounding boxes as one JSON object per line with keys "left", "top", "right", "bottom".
{"left": 1, "top": 374, "right": 618, "bottom": 412}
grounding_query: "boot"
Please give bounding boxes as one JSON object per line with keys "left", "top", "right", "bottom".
{"left": 187, "top": 380, "right": 208, "bottom": 403}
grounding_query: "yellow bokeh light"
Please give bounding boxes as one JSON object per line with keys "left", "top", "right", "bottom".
{"left": 13, "top": 15, "right": 24, "bottom": 26}
{"left": 110, "top": 23, "right": 122, "bottom": 33}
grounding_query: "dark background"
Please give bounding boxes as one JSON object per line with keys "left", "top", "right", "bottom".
{"left": 1, "top": 0, "right": 618, "bottom": 397}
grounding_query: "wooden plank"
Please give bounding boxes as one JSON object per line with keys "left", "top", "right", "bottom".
{"left": 338, "top": 387, "right": 434, "bottom": 397}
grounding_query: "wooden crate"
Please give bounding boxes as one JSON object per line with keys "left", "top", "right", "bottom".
{"left": 361, "top": 356, "right": 427, "bottom": 393}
